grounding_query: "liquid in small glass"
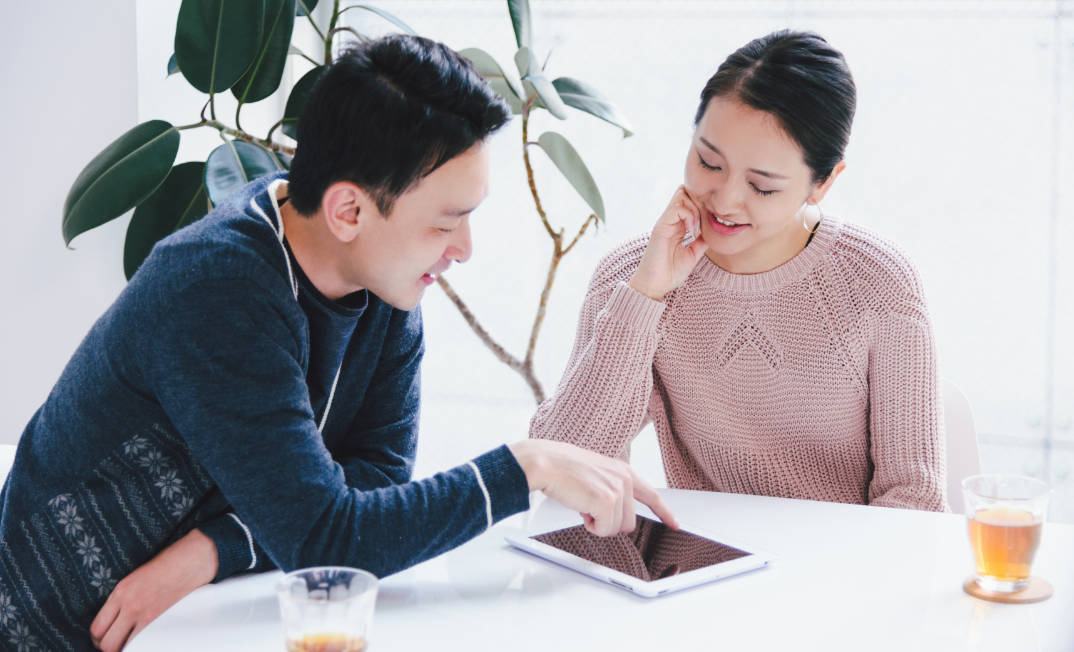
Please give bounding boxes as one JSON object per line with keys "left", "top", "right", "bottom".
{"left": 962, "top": 475, "right": 1050, "bottom": 593}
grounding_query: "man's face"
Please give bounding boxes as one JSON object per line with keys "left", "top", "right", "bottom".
{"left": 346, "top": 143, "right": 489, "bottom": 311}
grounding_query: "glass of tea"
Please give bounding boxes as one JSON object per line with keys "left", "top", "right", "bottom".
{"left": 276, "top": 566, "right": 379, "bottom": 652}
{"left": 962, "top": 475, "right": 1051, "bottom": 593}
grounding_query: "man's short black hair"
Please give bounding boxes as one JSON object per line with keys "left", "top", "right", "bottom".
{"left": 288, "top": 35, "right": 512, "bottom": 216}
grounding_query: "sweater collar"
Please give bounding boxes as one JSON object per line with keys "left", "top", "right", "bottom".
{"left": 691, "top": 213, "right": 842, "bottom": 294}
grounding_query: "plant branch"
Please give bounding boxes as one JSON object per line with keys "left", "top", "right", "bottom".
{"left": 325, "top": 0, "right": 342, "bottom": 63}
{"left": 327, "top": 26, "right": 367, "bottom": 44}
{"left": 524, "top": 246, "right": 561, "bottom": 371}
{"left": 298, "top": 52, "right": 321, "bottom": 66}
{"left": 436, "top": 275, "right": 546, "bottom": 402}
{"left": 266, "top": 118, "right": 285, "bottom": 142}
{"left": 521, "top": 107, "right": 558, "bottom": 240}
{"left": 297, "top": 0, "right": 327, "bottom": 44}
{"left": 562, "top": 214, "right": 597, "bottom": 256}
{"left": 204, "top": 119, "right": 296, "bottom": 155}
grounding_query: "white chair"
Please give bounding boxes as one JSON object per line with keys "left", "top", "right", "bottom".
{"left": 942, "top": 378, "right": 982, "bottom": 514}
{"left": 0, "top": 444, "right": 16, "bottom": 490}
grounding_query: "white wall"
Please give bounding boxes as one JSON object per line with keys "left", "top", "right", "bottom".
{"left": 0, "top": 0, "right": 138, "bottom": 444}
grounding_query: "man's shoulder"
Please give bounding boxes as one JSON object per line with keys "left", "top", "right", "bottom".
{"left": 135, "top": 174, "right": 294, "bottom": 301}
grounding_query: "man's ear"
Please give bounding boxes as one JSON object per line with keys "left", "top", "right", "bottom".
{"left": 321, "top": 181, "right": 376, "bottom": 243}
{"left": 809, "top": 159, "right": 847, "bottom": 205}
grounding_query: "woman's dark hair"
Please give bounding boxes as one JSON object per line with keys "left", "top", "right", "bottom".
{"left": 695, "top": 30, "right": 856, "bottom": 185}
{"left": 288, "top": 35, "right": 511, "bottom": 216}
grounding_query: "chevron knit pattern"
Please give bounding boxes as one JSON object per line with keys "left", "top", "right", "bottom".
{"left": 531, "top": 215, "right": 947, "bottom": 512}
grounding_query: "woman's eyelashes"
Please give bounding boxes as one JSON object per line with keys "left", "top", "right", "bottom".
{"left": 698, "top": 154, "right": 777, "bottom": 197}
{"left": 698, "top": 153, "right": 720, "bottom": 172}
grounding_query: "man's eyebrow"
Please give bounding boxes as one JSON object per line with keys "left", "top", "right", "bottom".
{"left": 442, "top": 205, "right": 479, "bottom": 217}
{"left": 697, "top": 137, "right": 789, "bottom": 180}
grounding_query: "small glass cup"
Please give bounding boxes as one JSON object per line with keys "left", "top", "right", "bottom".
{"left": 962, "top": 475, "right": 1051, "bottom": 593}
{"left": 276, "top": 567, "right": 378, "bottom": 652}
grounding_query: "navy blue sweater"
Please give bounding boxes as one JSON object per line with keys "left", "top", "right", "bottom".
{"left": 0, "top": 174, "right": 529, "bottom": 652}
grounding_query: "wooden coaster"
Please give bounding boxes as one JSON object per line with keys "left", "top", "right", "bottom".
{"left": 963, "top": 576, "right": 1054, "bottom": 604}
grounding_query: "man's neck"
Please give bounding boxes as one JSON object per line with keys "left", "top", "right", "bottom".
{"left": 276, "top": 183, "right": 363, "bottom": 301}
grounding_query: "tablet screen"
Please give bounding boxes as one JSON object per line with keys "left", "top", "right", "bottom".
{"left": 532, "top": 516, "right": 750, "bottom": 582}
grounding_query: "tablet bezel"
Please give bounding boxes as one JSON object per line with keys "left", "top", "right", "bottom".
{"left": 504, "top": 504, "right": 778, "bottom": 598}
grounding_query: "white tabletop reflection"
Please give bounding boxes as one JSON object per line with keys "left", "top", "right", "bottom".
{"left": 128, "top": 489, "right": 1074, "bottom": 652}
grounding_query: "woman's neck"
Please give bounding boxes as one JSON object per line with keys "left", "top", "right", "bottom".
{"left": 704, "top": 206, "right": 820, "bottom": 275}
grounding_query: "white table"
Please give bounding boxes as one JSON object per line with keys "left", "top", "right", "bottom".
{"left": 129, "top": 489, "right": 1074, "bottom": 652}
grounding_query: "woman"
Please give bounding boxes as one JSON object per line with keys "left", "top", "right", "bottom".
{"left": 530, "top": 30, "right": 946, "bottom": 512}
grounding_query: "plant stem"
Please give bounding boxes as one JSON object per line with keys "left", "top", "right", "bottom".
{"left": 562, "top": 214, "right": 597, "bottom": 256}
{"left": 205, "top": 119, "right": 296, "bottom": 155}
{"left": 325, "top": 0, "right": 342, "bottom": 63}
{"left": 521, "top": 104, "right": 558, "bottom": 240}
{"left": 266, "top": 118, "right": 285, "bottom": 142}
{"left": 436, "top": 275, "right": 546, "bottom": 403}
{"left": 210, "top": 92, "right": 216, "bottom": 120}
{"left": 437, "top": 96, "right": 597, "bottom": 404}
{"left": 235, "top": 103, "right": 245, "bottom": 133}
{"left": 297, "top": 0, "right": 327, "bottom": 44}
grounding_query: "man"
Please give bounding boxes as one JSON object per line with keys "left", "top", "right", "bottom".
{"left": 0, "top": 35, "right": 675, "bottom": 652}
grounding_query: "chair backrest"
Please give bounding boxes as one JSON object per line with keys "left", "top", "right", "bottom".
{"left": 942, "top": 378, "right": 982, "bottom": 515}
{"left": 0, "top": 444, "right": 16, "bottom": 491}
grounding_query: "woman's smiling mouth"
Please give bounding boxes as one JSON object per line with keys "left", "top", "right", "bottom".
{"left": 707, "top": 210, "right": 749, "bottom": 235}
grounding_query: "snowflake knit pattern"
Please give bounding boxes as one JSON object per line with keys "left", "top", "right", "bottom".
{"left": 531, "top": 214, "right": 947, "bottom": 512}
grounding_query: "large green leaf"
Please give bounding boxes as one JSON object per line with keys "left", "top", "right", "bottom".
{"left": 514, "top": 47, "right": 567, "bottom": 119}
{"left": 296, "top": 0, "right": 318, "bottom": 16}
{"left": 124, "top": 162, "right": 209, "bottom": 280}
{"left": 552, "top": 77, "right": 633, "bottom": 138}
{"left": 167, "top": 53, "right": 180, "bottom": 78}
{"left": 175, "top": 0, "right": 264, "bottom": 94}
{"left": 232, "top": 0, "right": 296, "bottom": 105}
{"left": 507, "top": 0, "right": 532, "bottom": 49}
{"left": 205, "top": 141, "right": 280, "bottom": 205}
{"left": 536, "top": 131, "right": 604, "bottom": 222}
{"left": 62, "top": 120, "right": 180, "bottom": 246}
{"left": 459, "top": 47, "right": 523, "bottom": 114}
{"left": 281, "top": 65, "right": 327, "bottom": 140}
{"left": 345, "top": 5, "right": 417, "bottom": 35}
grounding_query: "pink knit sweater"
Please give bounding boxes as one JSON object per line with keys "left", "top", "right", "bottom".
{"left": 530, "top": 215, "right": 947, "bottom": 512}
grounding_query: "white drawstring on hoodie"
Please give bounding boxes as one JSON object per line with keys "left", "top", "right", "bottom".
{"left": 250, "top": 179, "right": 342, "bottom": 434}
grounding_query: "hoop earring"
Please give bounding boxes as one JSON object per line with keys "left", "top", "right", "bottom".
{"left": 803, "top": 202, "right": 822, "bottom": 234}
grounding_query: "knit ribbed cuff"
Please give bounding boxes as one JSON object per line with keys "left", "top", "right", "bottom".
{"left": 472, "top": 445, "right": 531, "bottom": 524}
{"left": 606, "top": 282, "right": 666, "bottom": 332}
{"left": 198, "top": 513, "right": 257, "bottom": 583}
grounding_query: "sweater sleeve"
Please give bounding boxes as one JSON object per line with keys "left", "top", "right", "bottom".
{"left": 335, "top": 306, "right": 424, "bottom": 489}
{"left": 866, "top": 284, "right": 948, "bottom": 512}
{"left": 150, "top": 279, "right": 530, "bottom": 578}
{"left": 529, "top": 242, "right": 666, "bottom": 461}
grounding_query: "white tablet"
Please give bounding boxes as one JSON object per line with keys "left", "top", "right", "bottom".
{"left": 505, "top": 505, "right": 777, "bottom": 598}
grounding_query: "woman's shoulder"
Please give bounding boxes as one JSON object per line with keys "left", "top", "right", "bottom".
{"left": 826, "top": 218, "right": 929, "bottom": 317}
{"left": 588, "top": 233, "right": 651, "bottom": 291}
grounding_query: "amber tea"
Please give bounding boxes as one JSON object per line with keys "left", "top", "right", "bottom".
{"left": 962, "top": 475, "right": 1051, "bottom": 593}
{"left": 968, "top": 507, "right": 1042, "bottom": 583}
{"left": 286, "top": 633, "right": 365, "bottom": 652}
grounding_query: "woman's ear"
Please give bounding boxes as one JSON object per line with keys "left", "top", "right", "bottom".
{"left": 809, "top": 160, "right": 848, "bottom": 205}
{"left": 321, "top": 181, "right": 377, "bottom": 243}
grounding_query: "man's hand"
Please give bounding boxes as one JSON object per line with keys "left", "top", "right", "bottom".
{"left": 90, "top": 528, "right": 219, "bottom": 652}
{"left": 508, "top": 440, "right": 679, "bottom": 536}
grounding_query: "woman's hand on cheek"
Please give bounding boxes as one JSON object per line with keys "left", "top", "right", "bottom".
{"left": 627, "top": 185, "right": 709, "bottom": 301}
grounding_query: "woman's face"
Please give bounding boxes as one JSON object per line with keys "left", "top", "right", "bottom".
{"left": 685, "top": 97, "right": 835, "bottom": 274}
